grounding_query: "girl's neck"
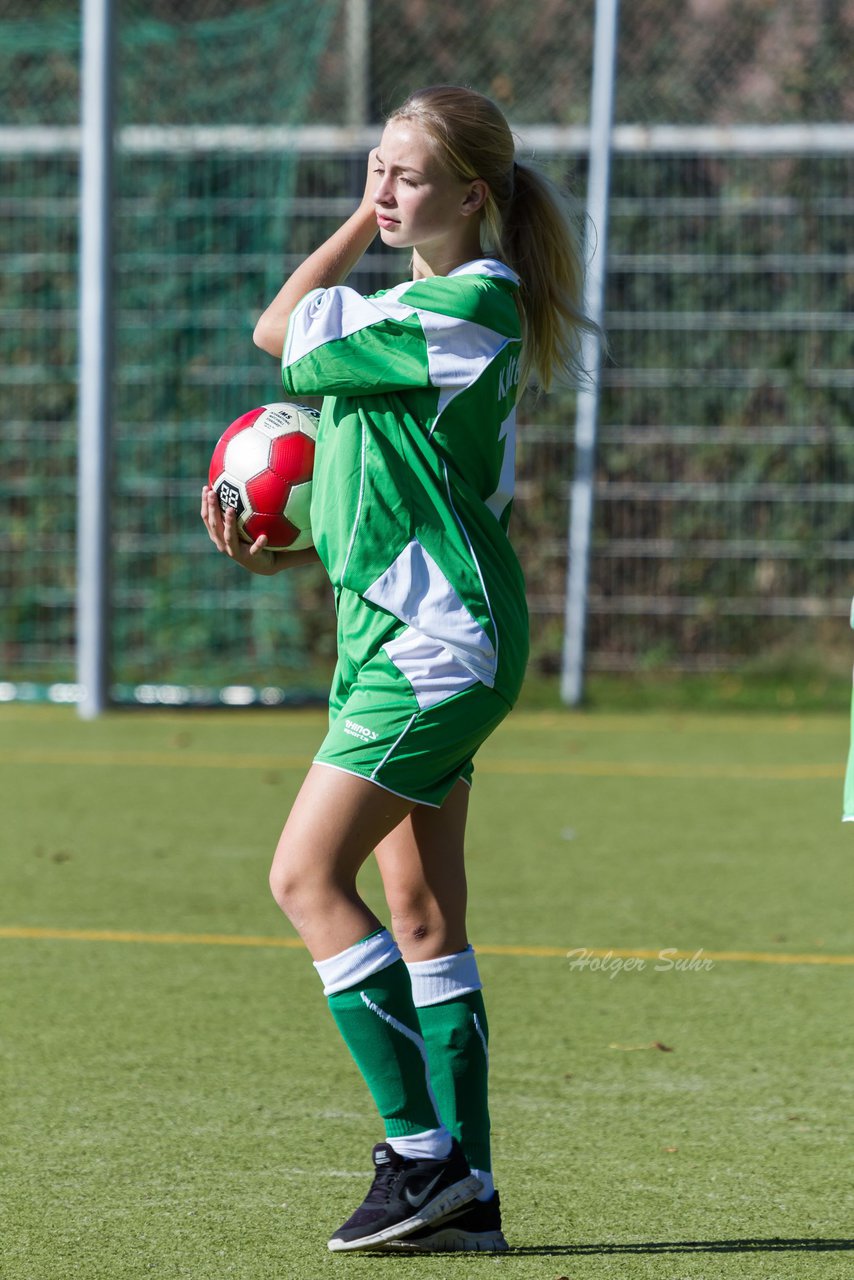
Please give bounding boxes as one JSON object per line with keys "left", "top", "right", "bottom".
{"left": 412, "top": 231, "right": 484, "bottom": 280}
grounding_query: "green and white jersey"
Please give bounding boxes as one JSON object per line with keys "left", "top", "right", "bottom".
{"left": 281, "top": 258, "right": 529, "bottom": 707}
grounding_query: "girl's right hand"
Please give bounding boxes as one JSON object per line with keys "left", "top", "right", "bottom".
{"left": 361, "top": 145, "right": 383, "bottom": 211}
{"left": 201, "top": 485, "right": 318, "bottom": 574}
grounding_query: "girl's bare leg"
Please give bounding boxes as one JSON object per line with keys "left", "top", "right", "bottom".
{"left": 373, "top": 780, "right": 470, "bottom": 962}
{"left": 268, "top": 763, "right": 414, "bottom": 960}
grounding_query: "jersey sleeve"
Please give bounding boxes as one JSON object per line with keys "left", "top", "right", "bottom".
{"left": 281, "top": 285, "right": 431, "bottom": 397}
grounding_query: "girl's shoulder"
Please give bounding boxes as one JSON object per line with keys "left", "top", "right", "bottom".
{"left": 447, "top": 258, "right": 519, "bottom": 286}
{"left": 384, "top": 261, "right": 520, "bottom": 337}
{"left": 410, "top": 258, "right": 519, "bottom": 298}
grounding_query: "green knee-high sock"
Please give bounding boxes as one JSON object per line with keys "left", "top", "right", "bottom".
{"left": 406, "top": 948, "right": 492, "bottom": 1175}
{"left": 414, "top": 988, "right": 492, "bottom": 1175}
{"left": 324, "top": 951, "right": 441, "bottom": 1139}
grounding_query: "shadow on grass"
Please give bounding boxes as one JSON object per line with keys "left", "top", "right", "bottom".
{"left": 508, "top": 1237, "right": 854, "bottom": 1256}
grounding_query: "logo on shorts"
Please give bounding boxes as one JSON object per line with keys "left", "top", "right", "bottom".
{"left": 344, "top": 718, "right": 379, "bottom": 742}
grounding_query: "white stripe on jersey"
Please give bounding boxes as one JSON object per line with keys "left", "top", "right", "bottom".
{"left": 363, "top": 537, "right": 497, "bottom": 688}
{"left": 284, "top": 284, "right": 416, "bottom": 366}
{"left": 442, "top": 459, "right": 501, "bottom": 680}
{"left": 421, "top": 310, "right": 514, "bottom": 431}
{"left": 285, "top": 273, "right": 518, "bottom": 414}
{"left": 382, "top": 628, "right": 480, "bottom": 711}
{"left": 484, "top": 405, "right": 517, "bottom": 521}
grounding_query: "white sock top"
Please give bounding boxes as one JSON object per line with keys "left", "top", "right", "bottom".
{"left": 406, "top": 944, "right": 482, "bottom": 1008}
{"left": 313, "top": 928, "right": 401, "bottom": 996}
{"left": 386, "top": 1126, "right": 453, "bottom": 1162}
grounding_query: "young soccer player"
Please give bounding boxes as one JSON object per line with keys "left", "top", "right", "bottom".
{"left": 202, "top": 84, "right": 593, "bottom": 1253}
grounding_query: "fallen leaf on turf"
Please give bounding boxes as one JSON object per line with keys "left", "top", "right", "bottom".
{"left": 609, "top": 1041, "right": 674, "bottom": 1052}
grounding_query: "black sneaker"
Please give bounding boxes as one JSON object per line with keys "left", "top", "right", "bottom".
{"left": 386, "top": 1190, "right": 509, "bottom": 1252}
{"left": 327, "top": 1139, "right": 482, "bottom": 1252}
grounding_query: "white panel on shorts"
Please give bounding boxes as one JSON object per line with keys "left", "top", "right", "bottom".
{"left": 383, "top": 627, "right": 480, "bottom": 711}
{"left": 363, "top": 537, "right": 496, "bottom": 687}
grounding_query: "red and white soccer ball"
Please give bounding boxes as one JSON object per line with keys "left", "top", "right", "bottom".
{"left": 208, "top": 402, "right": 319, "bottom": 551}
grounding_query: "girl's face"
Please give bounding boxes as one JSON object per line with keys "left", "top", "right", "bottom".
{"left": 372, "top": 118, "right": 483, "bottom": 262}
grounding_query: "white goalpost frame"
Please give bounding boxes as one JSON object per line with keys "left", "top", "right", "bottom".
{"left": 4, "top": 122, "right": 851, "bottom": 156}
{"left": 76, "top": 0, "right": 115, "bottom": 719}
{"left": 560, "top": 0, "right": 620, "bottom": 707}
{"left": 345, "top": 0, "right": 371, "bottom": 128}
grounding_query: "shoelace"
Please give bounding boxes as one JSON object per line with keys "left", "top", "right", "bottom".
{"left": 364, "top": 1161, "right": 401, "bottom": 1205}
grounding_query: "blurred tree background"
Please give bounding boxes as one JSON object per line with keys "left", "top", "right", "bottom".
{"left": 1, "top": 0, "right": 851, "bottom": 700}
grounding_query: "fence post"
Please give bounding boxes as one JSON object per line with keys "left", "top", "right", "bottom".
{"left": 346, "top": 0, "right": 370, "bottom": 127}
{"left": 560, "top": 0, "right": 620, "bottom": 706}
{"left": 76, "top": 0, "right": 115, "bottom": 718}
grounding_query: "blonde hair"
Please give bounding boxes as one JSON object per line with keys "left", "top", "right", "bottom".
{"left": 389, "top": 84, "right": 599, "bottom": 391}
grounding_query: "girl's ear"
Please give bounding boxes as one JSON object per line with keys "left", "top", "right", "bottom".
{"left": 461, "top": 179, "right": 489, "bottom": 217}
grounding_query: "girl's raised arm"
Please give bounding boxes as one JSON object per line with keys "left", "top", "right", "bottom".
{"left": 253, "top": 149, "right": 382, "bottom": 358}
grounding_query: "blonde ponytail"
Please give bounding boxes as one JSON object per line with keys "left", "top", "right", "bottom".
{"left": 498, "top": 162, "right": 598, "bottom": 391}
{"left": 390, "top": 85, "right": 601, "bottom": 391}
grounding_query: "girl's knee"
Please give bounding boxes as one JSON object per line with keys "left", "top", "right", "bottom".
{"left": 392, "top": 913, "right": 431, "bottom": 944}
{"left": 268, "top": 837, "right": 314, "bottom": 920}
{"left": 268, "top": 846, "right": 356, "bottom": 930}
{"left": 388, "top": 898, "right": 444, "bottom": 947}
{"left": 268, "top": 860, "right": 297, "bottom": 916}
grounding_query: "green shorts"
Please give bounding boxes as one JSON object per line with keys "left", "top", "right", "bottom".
{"left": 314, "top": 644, "right": 512, "bottom": 808}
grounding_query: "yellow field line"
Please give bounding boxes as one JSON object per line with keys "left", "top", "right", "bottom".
{"left": 0, "top": 926, "right": 305, "bottom": 949}
{"left": 0, "top": 748, "right": 309, "bottom": 770}
{"left": 0, "top": 926, "right": 851, "bottom": 965}
{"left": 0, "top": 747, "right": 842, "bottom": 780}
{"left": 480, "top": 761, "right": 843, "bottom": 780}
{"left": 1, "top": 708, "right": 844, "bottom": 735}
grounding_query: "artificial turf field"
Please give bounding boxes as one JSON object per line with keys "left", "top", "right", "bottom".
{"left": 2, "top": 703, "right": 852, "bottom": 1279}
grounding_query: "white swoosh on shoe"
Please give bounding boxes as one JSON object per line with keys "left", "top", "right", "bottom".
{"left": 403, "top": 1172, "right": 444, "bottom": 1209}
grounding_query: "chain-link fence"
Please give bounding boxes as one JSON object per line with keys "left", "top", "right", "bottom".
{"left": 2, "top": 0, "right": 852, "bottom": 703}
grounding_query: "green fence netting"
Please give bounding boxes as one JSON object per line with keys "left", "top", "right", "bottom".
{"left": 2, "top": 0, "right": 852, "bottom": 704}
